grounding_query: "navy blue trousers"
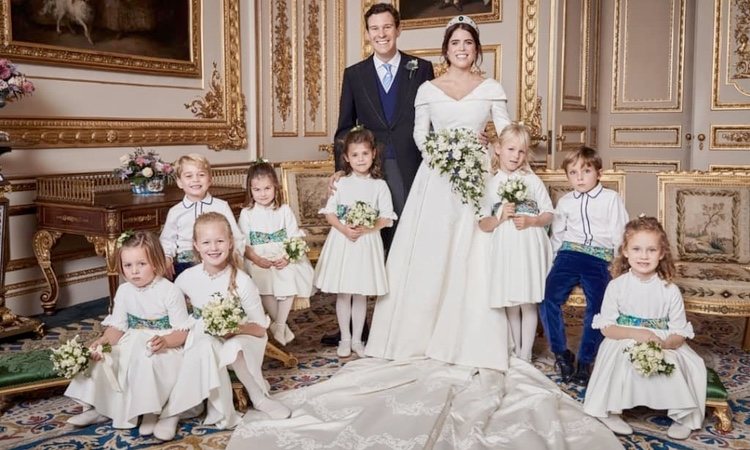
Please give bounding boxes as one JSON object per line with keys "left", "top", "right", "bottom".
{"left": 539, "top": 250, "right": 611, "bottom": 365}
{"left": 173, "top": 261, "right": 195, "bottom": 279}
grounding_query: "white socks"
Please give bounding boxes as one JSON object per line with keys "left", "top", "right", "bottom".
{"left": 507, "top": 304, "right": 538, "bottom": 362}
{"left": 264, "top": 295, "right": 295, "bottom": 345}
{"left": 139, "top": 413, "right": 158, "bottom": 435}
{"left": 232, "top": 352, "right": 291, "bottom": 419}
{"left": 336, "top": 293, "right": 367, "bottom": 344}
{"left": 351, "top": 294, "right": 367, "bottom": 345}
{"left": 336, "top": 294, "right": 353, "bottom": 341}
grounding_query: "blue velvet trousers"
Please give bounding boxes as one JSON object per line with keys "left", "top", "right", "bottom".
{"left": 539, "top": 250, "right": 611, "bottom": 364}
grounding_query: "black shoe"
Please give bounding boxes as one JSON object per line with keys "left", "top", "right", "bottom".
{"left": 320, "top": 331, "right": 341, "bottom": 346}
{"left": 571, "top": 362, "right": 592, "bottom": 386}
{"left": 554, "top": 350, "right": 576, "bottom": 382}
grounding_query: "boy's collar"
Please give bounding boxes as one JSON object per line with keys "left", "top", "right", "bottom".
{"left": 182, "top": 193, "right": 213, "bottom": 207}
{"left": 572, "top": 183, "right": 603, "bottom": 199}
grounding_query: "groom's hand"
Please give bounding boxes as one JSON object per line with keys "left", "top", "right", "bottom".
{"left": 327, "top": 171, "right": 345, "bottom": 196}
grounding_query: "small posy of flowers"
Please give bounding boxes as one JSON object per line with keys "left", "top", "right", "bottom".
{"left": 498, "top": 177, "right": 528, "bottom": 204}
{"left": 202, "top": 292, "right": 246, "bottom": 337}
{"left": 406, "top": 59, "right": 419, "bottom": 79}
{"left": 624, "top": 341, "right": 675, "bottom": 377}
{"left": 344, "top": 201, "right": 379, "bottom": 228}
{"left": 423, "top": 127, "right": 486, "bottom": 216}
{"left": 114, "top": 147, "right": 174, "bottom": 184}
{"left": 283, "top": 236, "right": 309, "bottom": 262}
{"left": 50, "top": 335, "right": 111, "bottom": 379}
{"left": 0, "top": 59, "right": 34, "bottom": 104}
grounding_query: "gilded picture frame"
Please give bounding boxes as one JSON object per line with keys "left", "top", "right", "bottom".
{"left": 0, "top": 0, "right": 246, "bottom": 150}
{"left": 394, "top": 0, "right": 501, "bottom": 29}
{"left": 0, "top": 0, "right": 200, "bottom": 77}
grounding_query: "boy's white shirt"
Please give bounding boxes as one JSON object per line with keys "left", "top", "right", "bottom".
{"left": 159, "top": 193, "right": 245, "bottom": 259}
{"left": 550, "top": 183, "right": 629, "bottom": 254}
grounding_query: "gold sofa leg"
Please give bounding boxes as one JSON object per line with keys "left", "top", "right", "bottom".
{"left": 707, "top": 400, "right": 733, "bottom": 433}
{"left": 264, "top": 342, "right": 299, "bottom": 368}
{"left": 232, "top": 382, "right": 249, "bottom": 412}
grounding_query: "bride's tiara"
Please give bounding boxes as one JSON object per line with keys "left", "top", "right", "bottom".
{"left": 446, "top": 15, "right": 478, "bottom": 32}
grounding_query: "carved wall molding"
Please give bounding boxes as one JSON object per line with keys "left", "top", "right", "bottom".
{"left": 610, "top": 125, "right": 682, "bottom": 148}
{"left": 303, "top": 0, "right": 327, "bottom": 136}
{"left": 184, "top": 63, "right": 224, "bottom": 119}
{"left": 561, "top": 0, "right": 590, "bottom": 111}
{"left": 714, "top": 0, "right": 750, "bottom": 108}
{"left": 518, "top": 0, "right": 540, "bottom": 125}
{"left": 5, "top": 266, "right": 106, "bottom": 299}
{"left": 272, "top": 0, "right": 298, "bottom": 136}
{"left": 711, "top": 125, "right": 750, "bottom": 150}
{"left": 612, "top": 160, "right": 681, "bottom": 173}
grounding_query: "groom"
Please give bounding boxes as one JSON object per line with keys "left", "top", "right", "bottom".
{"left": 321, "top": 3, "right": 434, "bottom": 346}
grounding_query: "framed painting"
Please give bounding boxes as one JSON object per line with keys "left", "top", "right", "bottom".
{"left": 394, "top": 0, "right": 501, "bottom": 29}
{"left": 0, "top": 0, "right": 245, "bottom": 150}
{"left": 1, "top": 0, "right": 200, "bottom": 77}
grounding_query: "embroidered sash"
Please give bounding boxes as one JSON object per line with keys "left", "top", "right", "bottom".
{"left": 491, "top": 199, "right": 539, "bottom": 217}
{"left": 175, "top": 250, "right": 195, "bottom": 263}
{"left": 127, "top": 313, "right": 171, "bottom": 330}
{"left": 616, "top": 313, "right": 669, "bottom": 330}
{"left": 248, "top": 229, "right": 288, "bottom": 245}
{"left": 560, "top": 241, "right": 614, "bottom": 262}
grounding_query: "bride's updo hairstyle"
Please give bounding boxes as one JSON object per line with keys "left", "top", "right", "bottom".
{"left": 340, "top": 126, "right": 384, "bottom": 179}
{"left": 489, "top": 122, "right": 532, "bottom": 175}
{"left": 441, "top": 15, "right": 483, "bottom": 67}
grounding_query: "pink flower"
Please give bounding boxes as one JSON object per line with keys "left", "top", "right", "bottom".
{"left": 22, "top": 80, "right": 34, "bottom": 93}
{"left": 0, "top": 66, "right": 10, "bottom": 80}
{"left": 135, "top": 157, "right": 146, "bottom": 166}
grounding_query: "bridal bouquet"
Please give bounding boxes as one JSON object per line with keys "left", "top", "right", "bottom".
{"left": 283, "top": 236, "right": 309, "bottom": 262}
{"left": 423, "top": 127, "right": 486, "bottom": 216}
{"left": 202, "top": 292, "right": 246, "bottom": 337}
{"left": 50, "top": 336, "right": 111, "bottom": 379}
{"left": 344, "top": 201, "right": 379, "bottom": 228}
{"left": 498, "top": 178, "right": 528, "bottom": 204}
{"left": 623, "top": 341, "right": 675, "bottom": 377}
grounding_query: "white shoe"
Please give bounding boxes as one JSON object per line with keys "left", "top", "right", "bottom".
{"left": 67, "top": 409, "right": 109, "bottom": 427}
{"left": 254, "top": 396, "right": 292, "bottom": 419}
{"left": 337, "top": 340, "right": 351, "bottom": 358}
{"left": 270, "top": 322, "right": 287, "bottom": 345}
{"left": 598, "top": 414, "right": 633, "bottom": 435}
{"left": 667, "top": 422, "right": 692, "bottom": 440}
{"left": 153, "top": 415, "right": 180, "bottom": 441}
{"left": 351, "top": 341, "right": 366, "bottom": 358}
{"left": 139, "top": 413, "right": 158, "bottom": 436}
{"left": 284, "top": 324, "right": 295, "bottom": 344}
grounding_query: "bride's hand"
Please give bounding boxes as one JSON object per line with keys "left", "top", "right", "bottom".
{"left": 477, "top": 130, "right": 489, "bottom": 146}
{"left": 327, "top": 171, "right": 344, "bottom": 197}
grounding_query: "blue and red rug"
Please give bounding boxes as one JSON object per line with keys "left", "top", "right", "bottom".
{"left": 1, "top": 295, "right": 747, "bottom": 449}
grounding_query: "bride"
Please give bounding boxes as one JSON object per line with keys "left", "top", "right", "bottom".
{"left": 228, "top": 16, "right": 621, "bottom": 449}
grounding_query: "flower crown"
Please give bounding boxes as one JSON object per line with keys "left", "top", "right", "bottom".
{"left": 350, "top": 123, "right": 365, "bottom": 132}
{"left": 447, "top": 15, "right": 478, "bottom": 32}
{"left": 250, "top": 157, "right": 270, "bottom": 167}
{"left": 116, "top": 230, "right": 135, "bottom": 248}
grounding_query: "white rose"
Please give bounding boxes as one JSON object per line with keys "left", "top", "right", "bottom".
{"left": 119, "top": 155, "right": 130, "bottom": 165}
{"left": 141, "top": 167, "right": 154, "bottom": 178}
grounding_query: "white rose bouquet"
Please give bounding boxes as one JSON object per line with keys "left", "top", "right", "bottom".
{"left": 423, "top": 127, "right": 486, "bottom": 216}
{"left": 344, "top": 201, "right": 379, "bottom": 228}
{"left": 202, "top": 292, "right": 246, "bottom": 337}
{"left": 113, "top": 147, "right": 174, "bottom": 185}
{"left": 50, "top": 335, "right": 111, "bottom": 379}
{"left": 623, "top": 341, "right": 675, "bottom": 377}
{"left": 283, "top": 236, "right": 309, "bottom": 262}
{"left": 498, "top": 177, "right": 528, "bottom": 204}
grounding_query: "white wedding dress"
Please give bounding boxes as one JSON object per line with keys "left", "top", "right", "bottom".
{"left": 227, "top": 80, "right": 622, "bottom": 449}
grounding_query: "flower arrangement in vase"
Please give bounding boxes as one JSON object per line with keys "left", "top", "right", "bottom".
{"left": 114, "top": 147, "right": 174, "bottom": 195}
{"left": 0, "top": 59, "right": 35, "bottom": 107}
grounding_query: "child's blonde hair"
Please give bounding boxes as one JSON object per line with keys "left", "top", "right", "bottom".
{"left": 116, "top": 231, "right": 169, "bottom": 278}
{"left": 245, "top": 161, "right": 284, "bottom": 209}
{"left": 174, "top": 153, "right": 212, "bottom": 178}
{"left": 561, "top": 146, "right": 602, "bottom": 172}
{"left": 489, "top": 123, "right": 532, "bottom": 174}
{"left": 193, "top": 212, "right": 243, "bottom": 296}
{"left": 611, "top": 216, "right": 675, "bottom": 282}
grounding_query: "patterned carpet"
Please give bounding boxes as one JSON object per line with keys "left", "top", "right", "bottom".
{"left": 1, "top": 294, "right": 748, "bottom": 449}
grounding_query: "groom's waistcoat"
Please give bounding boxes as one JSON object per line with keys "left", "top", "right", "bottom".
{"left": 376, "top": 73, "right": 401, "bottom": 159}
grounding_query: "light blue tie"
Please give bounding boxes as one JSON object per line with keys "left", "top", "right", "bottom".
{"left": 382, "top": 63, "right": 393, "bottom": 92}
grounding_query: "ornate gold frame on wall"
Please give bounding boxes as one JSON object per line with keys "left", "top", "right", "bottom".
{"left": 0, "top": 0, "right": 246, "bottom": 150}
{"left": 393, "top": 0, "right": 502, "bottom": 30}
{"left": 0, "top": 0, "right": 201, "bottom": 77}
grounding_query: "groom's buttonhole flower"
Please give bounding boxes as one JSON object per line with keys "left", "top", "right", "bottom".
{"left": 406, "top": 59, "right": 419, "bottom": 79}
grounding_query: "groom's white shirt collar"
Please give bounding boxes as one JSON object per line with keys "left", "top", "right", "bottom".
{"left": 373, "top": 52, "right": 401, "bottom": 80}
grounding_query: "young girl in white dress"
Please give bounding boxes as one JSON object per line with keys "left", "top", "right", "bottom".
{"left": 239, "top": 161, "right": 315, "bottom": 346}
{"left": 174, "top": 212, "right": 292, "bottom": 420}
{"left": 583, "top": 216, "right": 706, "bottom": 440}
{"left": 478, "top": 123, "right": 553, "bottom": 362}
{"left": 65, "top": 231, "right": 192, "bottom": 441}
{"left": 314, "top": 127, "right": 396, "bottom": 358}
